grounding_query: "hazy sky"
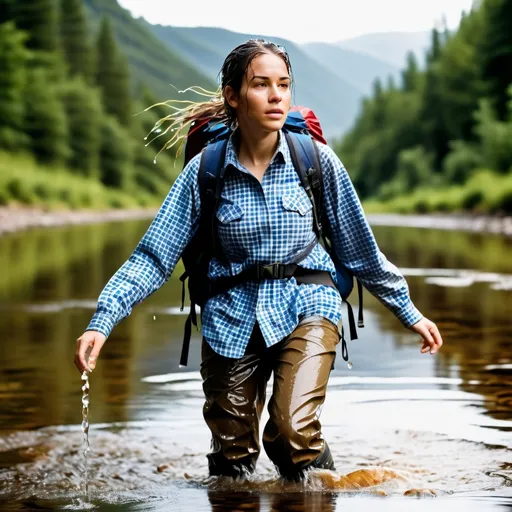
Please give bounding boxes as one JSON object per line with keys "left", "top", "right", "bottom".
{"left": 118, "top": 0, "right": 476, "bottom": 43}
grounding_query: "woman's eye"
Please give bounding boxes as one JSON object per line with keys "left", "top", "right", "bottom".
{"left": 279, "top": 83, "right": 289, "bottom": 89}
{"left": 256, "top": 83, "right": 266, "bottom": 88}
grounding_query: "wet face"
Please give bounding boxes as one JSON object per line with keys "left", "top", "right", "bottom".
{"left": 225, "top": 52, "right": 292, "bottom": 135}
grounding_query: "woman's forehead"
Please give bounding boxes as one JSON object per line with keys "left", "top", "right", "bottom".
{"left": 245, "top": 53, "right": 289, "bottom": 80}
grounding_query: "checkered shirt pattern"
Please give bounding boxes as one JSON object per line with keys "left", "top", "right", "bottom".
{"left": 86, "top": 131, "right": 422, "bottom": 358}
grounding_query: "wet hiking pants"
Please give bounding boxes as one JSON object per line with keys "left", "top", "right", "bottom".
{"left": 200, "top": 315, "right": 339, "bottom": 480}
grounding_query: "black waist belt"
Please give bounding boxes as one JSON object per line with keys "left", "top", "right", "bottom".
{"left": 209, "top": 263, "right": 335, "bottom": 297}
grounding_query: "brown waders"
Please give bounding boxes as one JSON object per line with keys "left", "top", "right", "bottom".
{"left": 200, "top": 315, "right": 339, "bottom": 481}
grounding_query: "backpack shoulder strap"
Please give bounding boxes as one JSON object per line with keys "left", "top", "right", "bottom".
{"left": 179, "top": 139, "right": 229, "bottom": 368}
{"left": 198, "top": 139, "right": 229, "bottom": 206}
{"left": 198, "top": 138, "right": 229, "bottom": 252}
{"left": 284, "top": 131, "right": 325, "bottom": 240}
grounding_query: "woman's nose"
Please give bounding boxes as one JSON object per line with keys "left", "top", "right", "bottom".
{"left": 269, "top": 85, "right": 282, "bottom": 102}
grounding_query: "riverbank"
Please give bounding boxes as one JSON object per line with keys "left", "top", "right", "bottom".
{"left": 367, "top": 212, "right": 512, "bottom": 237}
{"left": 0, "top": 206, "right": 157, "bottom": 236}
{"left": 1, "top": 205, "right": 512, "bottom": 238}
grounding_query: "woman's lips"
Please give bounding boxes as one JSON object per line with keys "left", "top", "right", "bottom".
{"left": 265, "top": 109, "right": 284, "bottom": 118}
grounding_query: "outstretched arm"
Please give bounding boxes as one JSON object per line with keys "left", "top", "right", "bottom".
{"left": 75, "top": 155, "right": 202, "bottom": 372}
{"left": 318, "top": 143, "right": 442, "bottom": 354}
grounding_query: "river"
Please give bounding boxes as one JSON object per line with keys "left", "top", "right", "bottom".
{"left": 0, "top": 219, "right": 510, "bottom": 511}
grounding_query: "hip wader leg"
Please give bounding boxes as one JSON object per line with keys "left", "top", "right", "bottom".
{"left": 262, "top": 316, "right": 339, "bottom": 481}
{"left": 200, "top": 323, "right": 271, "bottom": 478}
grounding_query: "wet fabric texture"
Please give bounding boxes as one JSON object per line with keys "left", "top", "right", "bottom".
{"left": 200, "top": 316, "right": 339, "bottom": 480}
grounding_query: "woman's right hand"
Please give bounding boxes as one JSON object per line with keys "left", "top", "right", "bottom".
{"left": 75, "top": 331, "right": 107, "bottom": 373}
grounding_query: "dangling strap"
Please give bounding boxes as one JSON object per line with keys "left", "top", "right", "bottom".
{"left": 190, "top": 302, "right": 198, "bottom": 329}
{"left": 357, "top": 280, "right": 364, "bottom": 328}
{"left": 179, "top": 270, "right": 188, "bottom": 312}
{"left": 340, "top": 326, "right": 349, "bottom": 362}
{"left": 179, "top": 312, "right": 193, "bottom": 367}
{"left": 343, "top": 298, "right": 358, "bottom": 341}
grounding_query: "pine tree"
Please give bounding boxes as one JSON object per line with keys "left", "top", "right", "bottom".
{"left": 372, "top": 78, "right": 386, "bottom": 129}
{"left": 60, "top": 0, "right": 93, "bottom": 80}
{"left": 99, "top": 116, "right": 133, "bottom": 189}
{"left": 0, "top": 22, "right": 30, "bottom": 151}
{"left": 0, "top": 0, "right": 14, "bottom": 23}
{"left": 95, "top": 17, "right": 132, "bottom": 126}
{"left": 24, "top": 68, "right": 70, "bottom": 164}
{"left": 426, "top": 28, "right": 442, "bottom": 64}
{"left": 59, "top": 77, "right": 103, "bottom": 176}
{"left": 479, "top": 0, "right": 512, "bottom": 120}
{"left": 422, "top": 28, "right": 450, "bottom": 170}
{"left": 386, "top": 75, "right": 396, "bottom": 91}
{"left": 401, "top": 52, "right": 420, "bottom": 92}
{"left": 12, "top": 0, "right": 59, "bottom": 52}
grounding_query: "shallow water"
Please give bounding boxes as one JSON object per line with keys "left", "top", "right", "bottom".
{"left": 0, "top": 221, "right": 510, "bottom": 511}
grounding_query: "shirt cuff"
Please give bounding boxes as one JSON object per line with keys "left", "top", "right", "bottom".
{"left": 395, "top": 301, "right": 423, "bottom": 328}
{"left": 86, "top": 311, "right": 116, "bottom": 339}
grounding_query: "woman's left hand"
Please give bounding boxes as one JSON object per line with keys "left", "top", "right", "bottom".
{"left": 409, "top": 317, "right": 443, "bottom": 355}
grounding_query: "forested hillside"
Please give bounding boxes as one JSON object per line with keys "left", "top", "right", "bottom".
{"left": 334, "top": 0, "right": 512, "bottom": 214}
{"left": 1, "top": 0, "right": 511, "bottom": 216}
{"left": 84, "top": 0, "right": 215, "bottom": 100}
{"left": 0, "top": 0, "right": 214, "bottom": 209}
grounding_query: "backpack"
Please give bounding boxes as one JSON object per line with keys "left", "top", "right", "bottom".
{"left": 177, "top": 106, "right": 364, "bottom": 367}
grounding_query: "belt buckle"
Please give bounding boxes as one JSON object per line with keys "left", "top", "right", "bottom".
{"left": 258, "top": 263, "right": 283, "bottom": 279}
{"left": 268, "top": 263, "right": 285, "bottom": 279}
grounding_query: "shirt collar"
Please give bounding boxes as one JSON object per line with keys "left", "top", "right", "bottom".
{"left": 223, "top": 129, "right": 289, "bottom": 172}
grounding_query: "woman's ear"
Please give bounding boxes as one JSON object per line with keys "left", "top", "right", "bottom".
{"left": 224, "top": 85, "right": 239, "bottom": 109}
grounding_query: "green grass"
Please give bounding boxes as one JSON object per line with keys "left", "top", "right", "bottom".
{"left": 364, "top": 170, "right": 512, "bottom": 215}
{"left": 0, "top": 151, "right": 161, "bottom": 210}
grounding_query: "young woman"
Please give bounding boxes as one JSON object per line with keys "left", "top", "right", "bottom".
{"left": 75, "top": 39, "right": 443, "bottom": 481}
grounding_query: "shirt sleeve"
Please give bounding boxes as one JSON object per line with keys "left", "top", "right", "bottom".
{"left": 86, "top": 154, "right": 202, "bottom": 338}
{"left": 317, "top": 143, "right": 423, "bottom": 327}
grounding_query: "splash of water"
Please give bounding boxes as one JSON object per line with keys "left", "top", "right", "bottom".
{"left": 81, "top": 371, "right": 91, "bottom": 501}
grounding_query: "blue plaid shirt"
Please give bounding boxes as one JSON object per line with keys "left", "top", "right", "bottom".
{"left": 87, "top": 131, "right": 422, "bottom": 358}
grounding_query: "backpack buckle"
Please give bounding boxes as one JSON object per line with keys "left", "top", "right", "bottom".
{"left": 256, "top": 263, "right": 285, "bottom": 279}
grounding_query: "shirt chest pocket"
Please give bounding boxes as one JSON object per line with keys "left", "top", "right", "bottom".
{"left": 279, "top": 191, "right": 314, "bottom": 245}
{"left": 281, "top": 192, "right": 313, "bottom": 216}
{"left": 215, "top": 202, "right": 246, "bottom": 260}
{"left": 216, "top": 203, "right": 244, "bottom": 224}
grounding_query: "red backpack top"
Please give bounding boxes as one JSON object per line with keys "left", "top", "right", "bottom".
{"left": 183, "top": 105, "right": 326, "bottom": 166}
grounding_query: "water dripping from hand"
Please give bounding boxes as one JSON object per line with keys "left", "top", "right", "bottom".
{"left": 81, "top": 371, "right": 91, "bottom": 502}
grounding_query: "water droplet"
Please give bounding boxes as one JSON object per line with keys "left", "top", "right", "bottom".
{"left": 153, "top": 315, "right": 156, "bottom": 321}
{"left": 144, "top": 136, "right": 147, "bottom": 140}
{"left": 347, "top": 361, "right": 353, "bottom": 370}
{"left": 155, "top": 129, "right": 162, "bottom": 134}
{"left": 153, "top": 159, "right": 157, "bottom": 164}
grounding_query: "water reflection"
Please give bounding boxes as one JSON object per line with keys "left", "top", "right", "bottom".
{"left": 0, "top": 220, "right": 510, "bottom": 509}
{"left": 207, "top": 489, "right": 338, "bottom": 511}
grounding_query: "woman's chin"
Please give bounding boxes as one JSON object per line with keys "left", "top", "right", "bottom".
{"left": 260, "top": 118, "right": 286, "bottom": 133}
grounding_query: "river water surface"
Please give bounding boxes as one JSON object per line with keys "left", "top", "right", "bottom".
{"left": 0, "top": 219, "right": 510, "bottom": 511}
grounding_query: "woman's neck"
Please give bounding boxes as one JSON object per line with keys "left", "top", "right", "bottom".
{"left": 237, "top": 129, "right": 279, "bottom": 168}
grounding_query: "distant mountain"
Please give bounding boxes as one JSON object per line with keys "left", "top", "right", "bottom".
{"left": 301, "top": 42, "right": 400, "bottom": 95}
{"left": 337, "top": 31, "right": 431, "bottom": 68}
{"left": 83, "top": 0, "right": 215, "bottom": 101}
{"left": 147, "top": 25, "right": 363, "bottom": 139}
